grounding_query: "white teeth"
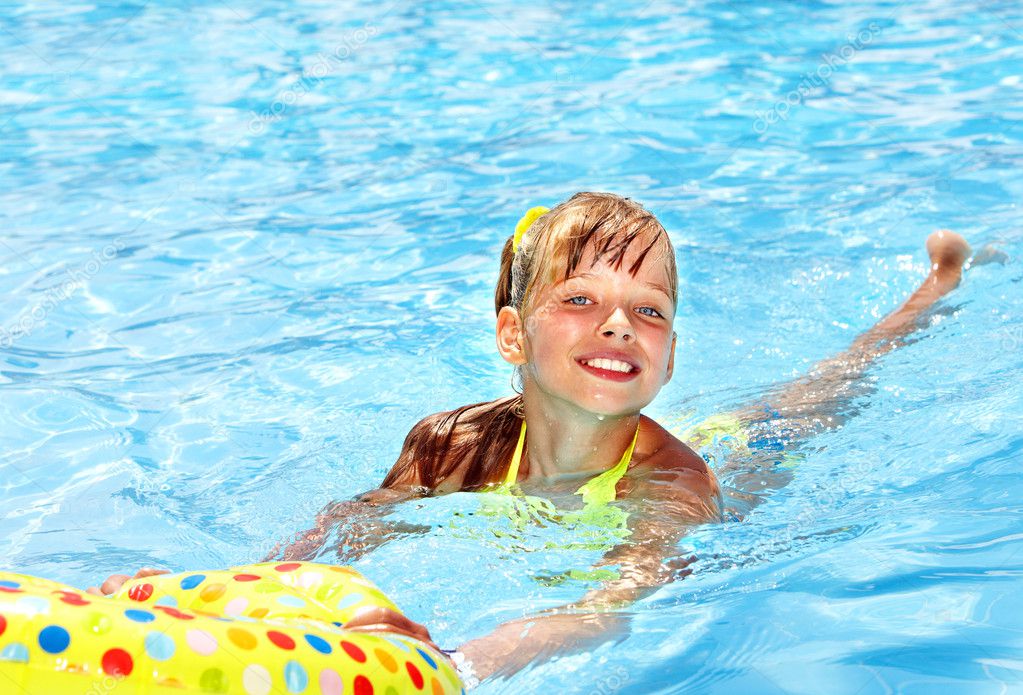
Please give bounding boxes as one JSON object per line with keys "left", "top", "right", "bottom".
{"left": 582, "top": 358, "right": 633, "bottom": 373}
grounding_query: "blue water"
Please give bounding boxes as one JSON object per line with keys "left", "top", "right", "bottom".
{"left": 2, "top": 1, "right": 1022, "bottom": 692}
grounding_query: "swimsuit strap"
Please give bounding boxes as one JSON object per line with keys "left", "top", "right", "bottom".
{"left": 503, "top": 419, "right": 641, "bottom": 506}
{"left": 503, "top": 417, "right": 529, "bottom": 486}
{"left": 574, "top": 423, "right": 640, "bottom": 507}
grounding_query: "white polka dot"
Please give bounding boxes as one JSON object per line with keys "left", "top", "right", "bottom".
{"left": 186, "top": 629, "right": 218, "bottom": 656}
{"left": 15, "top": 595, "right": 50, "bottom": 615}
{"left": 242, "top": 664, "right": 272, "bottom": 695}
{"left": 298, "top": 571, "right": 322, "bottom": 589}
{"left": 224, "top": 597, "right": 249, "bottom": 615}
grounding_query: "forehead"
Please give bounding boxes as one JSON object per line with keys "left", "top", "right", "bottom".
{"left": 566, "top": 232, "right": 673, "bottom": 285}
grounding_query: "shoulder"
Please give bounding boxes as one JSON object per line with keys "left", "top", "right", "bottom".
{"left": 630, "top": 416, "right": 722, "bottom": 517}
{"left": 636, "top": 415, "right": 712, "bottom": 478}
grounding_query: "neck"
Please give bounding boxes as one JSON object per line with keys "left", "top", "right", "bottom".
{"left": 519, "top": 384, "right": 641, "bottom": 480}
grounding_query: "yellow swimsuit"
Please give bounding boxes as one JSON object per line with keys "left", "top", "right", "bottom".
{"left": 502, "top": 419, "right": 640, "bottom": 506}
{"left": 463, "top": 419, "right": 642, "bottom": 583}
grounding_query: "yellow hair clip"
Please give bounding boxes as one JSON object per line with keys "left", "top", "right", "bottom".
{"left": 512, "top": 206, "right": 550, "bottom": 254}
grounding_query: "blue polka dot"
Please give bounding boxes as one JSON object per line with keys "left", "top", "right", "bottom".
{"left": 276, "top": 595, "right": 306, "bottom": 608}
{"left": 144, "top": 631, "right": 176, "bottom": 661}
{"left": 303, "top": 634, "right": 331, "bottom": 654}
{"left": 154, "top": 595, "right": 178, "bottom": 607}
{"left": 38, "top": 626, "right": 70, "bottom": 654}
{"left": 180, "top": 574, "right": 206, "bottom": 590}
{"left": 416, "top": 647, "right": 437, "bottom": 670}
{"left": 0, "top": 643, "right": 29, "bottom": 663}
{"left": 0, "top": 580, "right": 20, "bottom": 589}
{"left": 335, "top": 593, "right": 363, "bottom": 611}
{"left": 284, "top": 660, "right": 308, "bottom": 692}
{"left": 124, "top": 609, "right": 155, "bottom": 623}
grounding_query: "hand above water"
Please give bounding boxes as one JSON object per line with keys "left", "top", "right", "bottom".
{"left": 341, "top": 605, "right": 445, "bottom": 655}
{"left": 86, "top": 567, "right": 170, "bottom": 596}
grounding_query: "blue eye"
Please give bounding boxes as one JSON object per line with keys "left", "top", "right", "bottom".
{"left": 637, "top": 306, "right": 664, "bottom": 318}
{"left": 566, "top": 296, "right": 592, "bottom": 306}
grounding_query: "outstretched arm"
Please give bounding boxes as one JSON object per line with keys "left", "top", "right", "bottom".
{"left": 734, "top": 230, "right": 975, "bottom": 442}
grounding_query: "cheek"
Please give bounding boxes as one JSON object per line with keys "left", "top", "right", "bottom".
{"left": 524, "top": 313, "right": 583, "bottom": 363}
{"left": 642, "top": 332, "right": 674, "bottom": 371}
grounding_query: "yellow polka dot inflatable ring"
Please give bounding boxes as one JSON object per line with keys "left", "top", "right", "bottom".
{"left": 0, "top": 561, "right": 462, "bottom": 694}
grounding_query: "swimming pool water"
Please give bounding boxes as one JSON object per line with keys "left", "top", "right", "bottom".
{"left": 2, "top": 1, "right": 1022, "bottom": 692}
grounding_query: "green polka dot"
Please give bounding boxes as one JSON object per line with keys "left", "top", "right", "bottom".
{"left": 253, "top": 581, "right": 283, "bottom": 594}
{"left": 315, "top": 584, "right": 343, "bottom": 602}
{"left": 84, "top": 612, "right": 112, "bottom": 635}
{"left": 199, "top": 667, "right": 228, "bottom": 693}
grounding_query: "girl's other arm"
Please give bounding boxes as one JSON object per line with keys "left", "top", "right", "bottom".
{"left": 266, "top": 486, "right": 426, "bottom": 563}
{"left": 266, "top": 415, "right": 441, "bottom": 562}
{"left": 458, "top": 460, "right": 716, "bottom": 679}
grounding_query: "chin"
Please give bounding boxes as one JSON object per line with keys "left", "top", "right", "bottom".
{"left": 574, "top": 395, "right": 648, "bottom": 419}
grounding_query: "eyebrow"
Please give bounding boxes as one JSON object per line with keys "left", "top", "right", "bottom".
{"left": 568, "top": 272, "right": 673, "bottom": 301}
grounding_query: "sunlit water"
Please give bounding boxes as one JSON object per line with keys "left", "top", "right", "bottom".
{"left": 2, "top": 1, "right": 1022, "bottom": 692}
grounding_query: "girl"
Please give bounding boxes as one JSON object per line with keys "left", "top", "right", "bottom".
{"left": 96, "top": 192, "right": 985, "bottom": 683}
{"left": 279, "top": 192, "right": 978, "bottom": 565}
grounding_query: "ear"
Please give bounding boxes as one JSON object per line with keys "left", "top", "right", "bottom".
{"left": 664, "top": 331, "right": 676, "bottom": 384}
{"left": 496, "top": 306, "right": 528, "bottom": 366}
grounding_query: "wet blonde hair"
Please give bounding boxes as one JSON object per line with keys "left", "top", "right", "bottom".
{"left": 495, "top": 191, "right": 678, "bottom": 319}
{"left": 383, "top": 192, "right": 677, "bottom": 493}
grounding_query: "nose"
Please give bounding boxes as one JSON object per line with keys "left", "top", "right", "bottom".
{"left": 599, "top": 306, "right": 635, "bottom": 342}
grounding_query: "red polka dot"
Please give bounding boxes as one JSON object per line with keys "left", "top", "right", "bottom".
{"left": 56, "top": 591, "right": 90, "bottom": 606}
{"left": 341, "top": 640, "right": 366, "bottom": 663}
{"left": 354, "top": 674, "right": 374, "bottom": 695}
{"left": 102, "top": 648, "right": 133, "bottom": 676}
{"left": 153, "top": 606, "right": 194, "bottom": 620}
{"left": 233, "top": 574, "right": 261, "bottom": 582}
{"left": 0, "top": 587, "right": 23, "bottom": 594}
{"left": 274, "top": 563, "right": 301, "bottom": 572}
{"left": 266, "top": 630, "right": 295, "bottom": 650}
{"left": 406, "top": 661, "right": 424, "bottom": 689}
{"left": 127, "top": 583, "right": 154, "bottom": 601}
{"left": 0, "top": 614, "right": 6, "bottom": 637}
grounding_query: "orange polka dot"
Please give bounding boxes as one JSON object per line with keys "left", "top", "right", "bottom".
{"left": 374, "top": 648, "right": 397, "bottom": 673}
{"left": 200, "top": 583, "right": 226, "bottom": 602}
{"left": 227, "top": 627, "right": 257, "bottom": 650}
{"left": 431, "top": 677, "right": 443, "bottom": 695}
{"left": 248, "top": 607, "right": 269, "bottom": 619}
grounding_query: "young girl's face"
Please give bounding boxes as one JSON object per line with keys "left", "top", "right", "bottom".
{"left": 519, "top": 239, "right": 676, "bottom": 418}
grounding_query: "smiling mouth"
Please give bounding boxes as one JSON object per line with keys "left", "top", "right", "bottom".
{"left": 576, "top": 358, "right": 640, "bottom": 381}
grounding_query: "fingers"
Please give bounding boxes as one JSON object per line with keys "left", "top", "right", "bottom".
{"left": 99, "top": 574, "right": 131, "bottom": 596}
{"left": 93, "top": 568, "right": 170, "bottom": 597}
{"left": 342, "top": 606, "right": 440, "bottom": 652}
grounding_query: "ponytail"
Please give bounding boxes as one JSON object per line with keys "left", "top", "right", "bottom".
{"left": 494, "top": 236, "right": 516, "bottom": 316}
